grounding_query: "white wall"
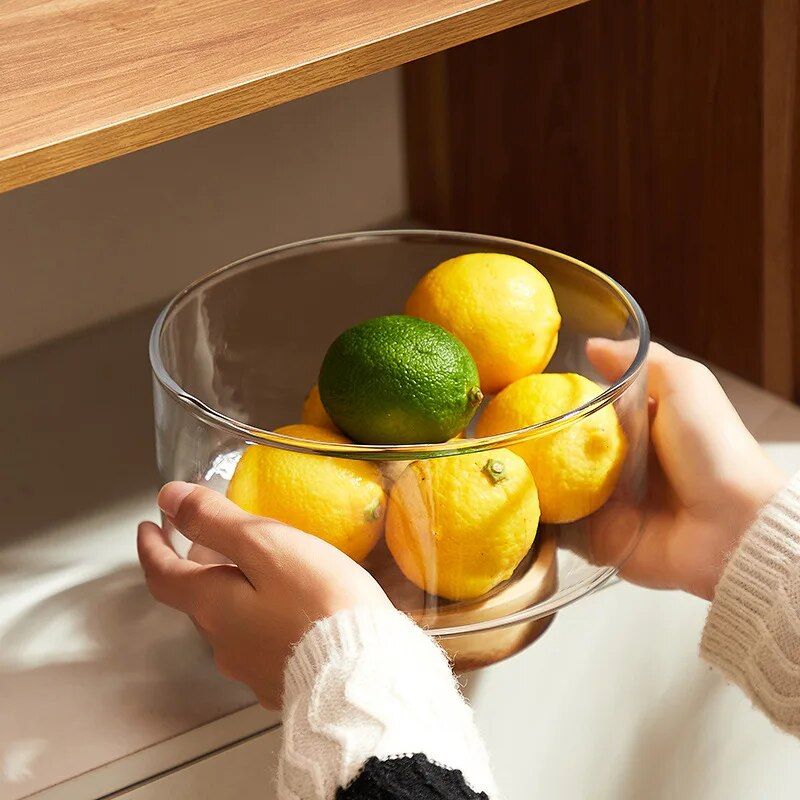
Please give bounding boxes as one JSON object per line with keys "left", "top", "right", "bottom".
{"left": 0, "top": 69, "right": 406, "bottom": 359}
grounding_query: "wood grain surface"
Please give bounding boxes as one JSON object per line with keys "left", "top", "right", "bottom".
{"left": 405, "top": 0, "right": 800, "bottom": 393}
{"left": 794, "top": 12, "right": 800, "bottom": 402}
{"left": 0, "top": 0, "right": 585, "bottom": 193}
{"left": 763, "top": 0, "right": 799, "bottom": 396}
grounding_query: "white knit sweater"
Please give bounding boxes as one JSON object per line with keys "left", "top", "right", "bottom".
{"left": 279, "top": 474, "right": 800, "bottom": 798}
{"left": 701, "top": 473, "right": 800, "bottom": 735}
{"left": 278, "top": 606, "right": 497, "bottom": 799}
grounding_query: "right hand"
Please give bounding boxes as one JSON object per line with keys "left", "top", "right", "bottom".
{"left": 586, "top": 340, "right": 785, "bottom": 600}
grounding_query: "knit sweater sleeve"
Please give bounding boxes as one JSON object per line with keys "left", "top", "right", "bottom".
{"left": 277, "top": 606, "right": 497, "bottom": 800}
{"left": 701, "top": 472, "right": 800, "bottom": 735}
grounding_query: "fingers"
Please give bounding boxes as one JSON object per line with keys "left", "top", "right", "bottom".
{"left": 158, "top": 482, "right": 283, "bottom": 583}
{"left": 585, "top": 337, "right": 639, "bottom": 383}
{"left": 587, "top": 337, "right": 675, "bottom": 392}
{"left": 188, "top": 541, "right": 233, "bottom": 565}
{"left": 586, "top": 338, "right": 718, "bottom": 403}
{"left": 138, "top": 521, "right": 251, "bottom": 622}
{"left": 560, "top": 498, "right": 645, "bottom": 571}
{"left": 158, "top": 481, "right": 262, "bottom": 578}
{"left": 137, "top": 520, "right": 212, "bottom": 612}
{"left": 643, "top": 343, "right": 720, "bottom": 403}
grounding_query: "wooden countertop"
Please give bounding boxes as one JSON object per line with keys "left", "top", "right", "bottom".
{"left": 0, "top": 0, "right": 584, "bottom": 193}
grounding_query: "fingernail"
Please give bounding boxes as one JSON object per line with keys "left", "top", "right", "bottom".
{"left": 158, "top": 481, "right": 195, "bottom": 517}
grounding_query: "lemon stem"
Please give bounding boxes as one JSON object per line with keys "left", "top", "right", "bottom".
{"left": 364, "top": 500, "right": 383, "bottom": 522}
{"left": 482, "top": 459, "right": 508, "bottom": 484}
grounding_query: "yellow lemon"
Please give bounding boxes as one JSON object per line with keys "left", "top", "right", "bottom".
{"left": 301, "top": 384, "right": 338, "bottom": 431}
{"left": 476, "top": 373, "right": 627, "bottom": 523}
{"left": 380, "top": 433, "right": 466, "bottom": 486}
{"left": 227, "top": 424, "right": 385, "bottom": 562}
{"left": 405, "top": 253, "right": 561, "bottom": 394}
{"left": 385, "top": 449, "right": 539, "bottom": 600}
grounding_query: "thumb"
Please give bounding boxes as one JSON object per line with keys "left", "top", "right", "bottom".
{"left": 585, "top": 337, "right": 640, "bottom": 385}
{"left": 586, "top": 338, "right": 686, "bottom": 403}
{"left": 158, "top": 482, "right": 286, "bottom": 584}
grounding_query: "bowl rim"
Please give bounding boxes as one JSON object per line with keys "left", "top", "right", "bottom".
{"left": 149, "top": 229, "right": 650, "bottom": 459}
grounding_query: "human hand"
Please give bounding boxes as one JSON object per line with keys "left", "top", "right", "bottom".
{"left": 137, "top": 482, "right": 393, "bottom": 708}
{"left": 586, "top": 340, "right": 785, "bottom": 600}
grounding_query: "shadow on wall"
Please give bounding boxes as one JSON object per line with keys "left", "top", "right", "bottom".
{"left": 0, "top": 68, "right": 405, "bottom": 359}
{"left": 0, "top": 305, "right": 161, "bottom": 546}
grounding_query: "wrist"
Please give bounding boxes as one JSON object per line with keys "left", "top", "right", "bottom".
{"left": 280, "top": 605, "right": 498, "bottom": 800}
{"left": 701, "top": 471, "right": 800, "bottom": 713}
{"left": 284, "top": 604, "right": 432, "bottom": 704}
{"left": 701, "top": 465, "right": 786, "bottom": 600}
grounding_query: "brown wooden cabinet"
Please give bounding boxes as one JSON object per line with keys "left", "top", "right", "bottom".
{"left": 405, "top": 0, "right": 800, "bottom": 397}
{"left": 4, "top": 0, "right": 798, "bottom": 396}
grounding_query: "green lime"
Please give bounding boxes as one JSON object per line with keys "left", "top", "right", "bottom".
{"left": 318, "top": 315, "right": 483, "bottom": 444}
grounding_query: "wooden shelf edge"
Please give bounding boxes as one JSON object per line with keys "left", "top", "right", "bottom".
{"left": 0, "top": 0, "right": 585, "bottom": 194}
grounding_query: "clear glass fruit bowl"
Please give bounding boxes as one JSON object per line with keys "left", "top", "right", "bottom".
{"left": 150, "top": 230, "right": 649, "bottom": 669}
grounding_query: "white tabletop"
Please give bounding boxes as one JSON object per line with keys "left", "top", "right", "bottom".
{"left": 2, "top": 312, "right": 800, "bottom": 799}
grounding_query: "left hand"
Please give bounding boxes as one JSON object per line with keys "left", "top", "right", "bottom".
{"left": 137, "top": 482, "right": 393, "bottom": 708}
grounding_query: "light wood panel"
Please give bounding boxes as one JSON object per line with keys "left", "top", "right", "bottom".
{"left": 0, "top": 0, "right": 586, "bottom": 193}
{"left": 405, "top": 0, "right": 800, "bottom": 394}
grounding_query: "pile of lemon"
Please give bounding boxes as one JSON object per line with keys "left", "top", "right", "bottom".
{"left": 227, "top": 253, "right": 627, "bottom": 602}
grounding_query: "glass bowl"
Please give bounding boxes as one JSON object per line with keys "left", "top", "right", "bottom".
{"left": 150, "top": 230, "right": 649, "bottom": 669}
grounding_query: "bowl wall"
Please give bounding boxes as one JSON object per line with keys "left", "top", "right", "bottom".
{"left": 151, "top": 230, "right": 649, "bottom": 664}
